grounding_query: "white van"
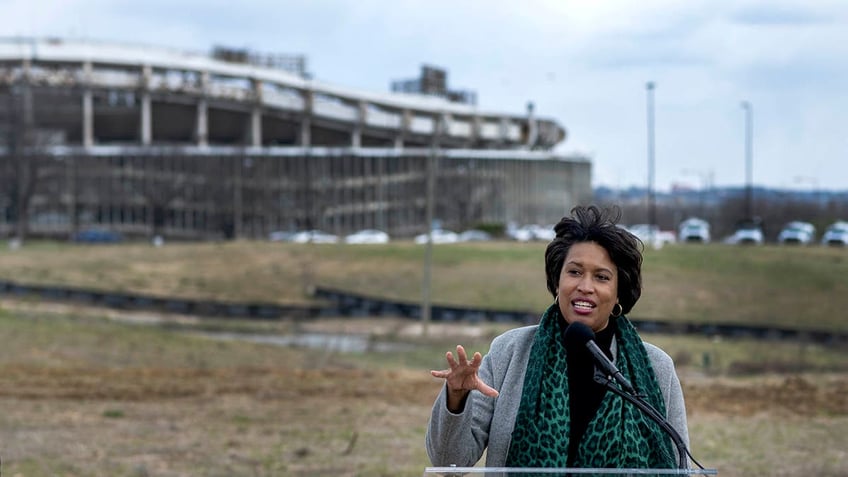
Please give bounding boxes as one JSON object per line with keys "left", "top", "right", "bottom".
{"left": 821, "top": 221, "right": 848, "bottom": 246}
{"left": 678, "top": 218, "right": 711, "bottom": 243}
{"left": 777, "top": 221, "right": 815, "bottom": 245}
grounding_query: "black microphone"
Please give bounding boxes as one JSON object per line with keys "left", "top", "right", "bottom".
{"left": 565, "top": 322, "right": 698, "bottom": 469}
{"left": 564, "top": 322, "right": 638, "bottom": 396}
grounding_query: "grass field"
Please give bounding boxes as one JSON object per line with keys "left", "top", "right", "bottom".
{"left": 1, "top": 240, "right": 847, "bottom": 330}
{"left": 0, "top": 240, "right": 847, "bottom": 476}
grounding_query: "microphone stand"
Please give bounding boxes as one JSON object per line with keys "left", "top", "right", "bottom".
{"left": 593, "top": 370, "right": 692, "bottom": 470}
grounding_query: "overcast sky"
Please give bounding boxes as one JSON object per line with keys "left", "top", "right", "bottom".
{"left": 4, "top": 0, "right": 847, "bottom": 192}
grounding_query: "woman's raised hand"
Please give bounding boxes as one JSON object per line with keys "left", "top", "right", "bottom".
{"left": 430, "top": 345, "right": 499, "bottom": 411}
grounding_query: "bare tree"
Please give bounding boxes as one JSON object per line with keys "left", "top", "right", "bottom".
{"left": 1, "top": 81, "right": 62, "bottom": 242}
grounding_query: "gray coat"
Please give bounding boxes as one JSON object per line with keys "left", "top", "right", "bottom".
{"left": 426, "top": 324, "right": 690, "bottom": 467}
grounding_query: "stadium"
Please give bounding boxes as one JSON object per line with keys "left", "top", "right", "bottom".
{"left": 0, "top": 37, "right": 591, "bottom": 240}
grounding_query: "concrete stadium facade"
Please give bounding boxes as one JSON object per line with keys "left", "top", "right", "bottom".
{"left": 0, "top": 38, "right": 591, "bottom": 240}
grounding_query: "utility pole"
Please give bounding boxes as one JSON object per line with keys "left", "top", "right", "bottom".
{"left": 741, "top": 101, "right": 754, "bottom": 220}
{"left": 646, "top": 81, "right": 657, "bottom": 246}
{"left": 421, "top": 114, "right": 442, "bottom": 336}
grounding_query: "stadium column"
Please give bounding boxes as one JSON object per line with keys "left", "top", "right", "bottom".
{"left": 442, "top": 113, "right": 453, "bottom": 141}
{"left": 300, "top": 88, "right": 313, "bottom": 147}
{"left": 470, "top": 114, "right": 481, "bottom": 149}
{"left": 525, "top": 101, "right": 538, "bottom": 150}
{"left": 352, "top": 100, "right": 366, "bottom": 148}
{"left": 196, "top": 71, "right": 209, "bottom": 147}
{"left": 250, "top": 78, "right": 262, "bottom": 148}
{"left": 140, "top": 64, "right": 152, "bottom": 145}
{"left": 82, "top": 61, "right": 94, "bottom": 148}
{"left": 498, "top": 117, "right": 510, "bottom": 147}
{"left": 395, "top": 109, "right": 411, "bottom": 150}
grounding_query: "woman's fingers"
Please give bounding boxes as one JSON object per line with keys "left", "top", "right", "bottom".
{"left": 470, "top": 351, "right": 483, "bottom": 368}
{"left": 455, "top": 345, "right": 468, "bottom": 365}
{"left": 444, "top": 345, "right": 474, "bottom": 372}
{"left": 445, "top": 350, "right": 458, "bottom": 369}
{"left": 476, "top": 379, "right": 500, "bottom": 398}
{"left": 431, "top": 346, "right": 498, "bottom": 400}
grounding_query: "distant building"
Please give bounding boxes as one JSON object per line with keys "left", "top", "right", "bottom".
{"left": 0, "top": 37, "right": 588, "bottom": 240}
{"left": 391, "top": 65, "right": 477, "bottom": 106}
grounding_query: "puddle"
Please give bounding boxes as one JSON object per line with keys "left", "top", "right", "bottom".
{"left": 194, "top": 331, "right": 415, "bottom": 353}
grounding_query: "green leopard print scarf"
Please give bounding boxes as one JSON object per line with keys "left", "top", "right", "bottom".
{"left": 505, "top": 303, "right": 676, "bottom": 468}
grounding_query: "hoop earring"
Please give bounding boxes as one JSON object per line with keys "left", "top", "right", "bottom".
{"left": 611, "top": 303, "right": 623, "bottom": 317}
{"left": 554, "top": 295, "right": 559, "bottom": 305}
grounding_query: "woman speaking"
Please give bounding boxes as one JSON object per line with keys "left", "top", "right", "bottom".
{"left": 426, "top": 205, "right": 690, "bottom": 469}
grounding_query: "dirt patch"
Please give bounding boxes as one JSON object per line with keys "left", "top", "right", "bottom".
{"left": 2, "top": 363, "right": 846, "bottom": 415}
{"left": 683, "top": 373, "right": 848, "bottom": 417}
{"left": 1, "top": 299, "right": 846, "bottom": 476}
{"left": 1, "top": 365, "right": 847, "bottom": 476}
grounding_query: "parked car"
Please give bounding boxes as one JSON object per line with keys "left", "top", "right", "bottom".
{"left": 71, "top": 229, "right": 123, "bottom": 243}
{"left": 508, "top": 225, "right": 535, "bottom": 242}
{"left": 821, "top": 221, "right": 848, "bottom": 246}
{"left": 457, "top": 229, "right": 492, "bottom": 242}
{"left": 291, "top": 230, "right": 339, "bottom": 244}
{"left": 678, "top": 218, "right": 711, "bottom": 243}
{"left": 507, "top": 224, "right": 555, "bottom": 242}
{"left": 724, "top": 220, "right": 764, "bottom": 245}
{"left": 414, "top": 229, "right": 459, "bottom": 244}
{"left": 268, "top": 230, "right": 297, "bottom": 242}
{"left": 627, "top": 224, "right": 676, "bottom": 248}
{"left": 344, "top": 229, "right": 389, "bottom": 244}
{"left": 530, "top": 224, "right": 556, "bottom": 242}
{"left": 777, "top": 221, "right": 815, "bottom": 245}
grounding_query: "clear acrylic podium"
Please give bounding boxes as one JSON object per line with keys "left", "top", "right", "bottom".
{"left": 424, "top": 467, "right": 718, "bottom": 476}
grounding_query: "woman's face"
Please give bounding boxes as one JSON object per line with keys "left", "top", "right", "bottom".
{"left": 557, "top": 241, "right": 619, "bottom": 332}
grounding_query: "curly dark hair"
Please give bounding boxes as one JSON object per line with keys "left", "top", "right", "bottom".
{"left": 544, "top": 205, "right": 643, "bottom": 315}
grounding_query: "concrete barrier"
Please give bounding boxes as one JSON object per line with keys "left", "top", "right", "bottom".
{"left": 0, "top": 279, "right": 844, "bottom": 346}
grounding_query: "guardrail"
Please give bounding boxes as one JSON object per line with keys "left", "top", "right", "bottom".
{"left": 0, "top": 280, "right": 323, "bottom": 320}
{"left": 311, "top": 287, "right": 848, "bottom": 347}
{"left": 311, "top": 287, "right": 539, "bottom": 324}
{"left": 0, "top": 280, "right": 845, "bottom": 346}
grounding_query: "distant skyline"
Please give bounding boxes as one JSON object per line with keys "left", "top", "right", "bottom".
{"left": 3, "top": 0, "right": 847, "bottom": 192}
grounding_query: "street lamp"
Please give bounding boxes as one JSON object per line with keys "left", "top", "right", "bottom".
{"left": 421, "top": 112, "right": 444, "bottom": 336}
{"left": 646, "top": 81, "right": 656, "bottom": 244}
{"left": 740, "top": 100, "right": 753, "bottom": 220}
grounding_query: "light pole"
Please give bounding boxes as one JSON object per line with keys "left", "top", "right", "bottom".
{"left": 646, "top": 81, "right": 656, "bottom": 244}
{"left": 421, "top": 113, "right": 443, "bottom": 336}
{"left": 740, "top": 100, "right": 753, "bottom": 220}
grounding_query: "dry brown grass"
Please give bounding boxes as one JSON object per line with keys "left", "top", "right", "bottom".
{"left": 1, "top": 360, "right": 847, "bottom": 476}
{"left": 0, "top": 301, "right": 846, "bottom": 476}
{"left": 2, "top": 241, "right": 848, "bottom": 476}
